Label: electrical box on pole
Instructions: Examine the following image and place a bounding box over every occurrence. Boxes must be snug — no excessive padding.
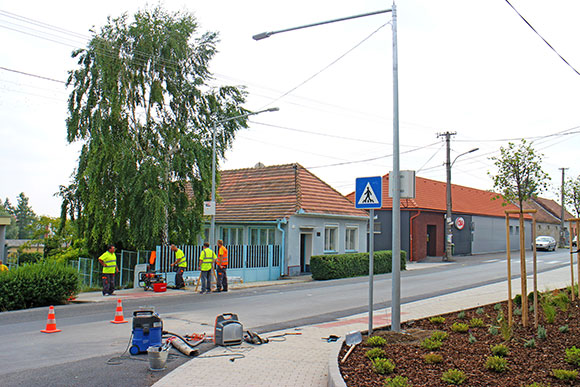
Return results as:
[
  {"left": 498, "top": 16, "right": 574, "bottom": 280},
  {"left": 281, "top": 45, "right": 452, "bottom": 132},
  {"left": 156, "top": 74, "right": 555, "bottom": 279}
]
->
[{"left": 388, "top": 170, "right": 415, "bottom": 199}]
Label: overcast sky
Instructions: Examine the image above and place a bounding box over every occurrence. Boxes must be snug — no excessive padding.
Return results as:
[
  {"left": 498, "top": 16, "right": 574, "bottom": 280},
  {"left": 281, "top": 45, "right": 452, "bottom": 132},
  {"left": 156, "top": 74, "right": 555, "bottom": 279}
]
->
[{"left": 1, "top": 0, "right": 579, "bottom": 217}]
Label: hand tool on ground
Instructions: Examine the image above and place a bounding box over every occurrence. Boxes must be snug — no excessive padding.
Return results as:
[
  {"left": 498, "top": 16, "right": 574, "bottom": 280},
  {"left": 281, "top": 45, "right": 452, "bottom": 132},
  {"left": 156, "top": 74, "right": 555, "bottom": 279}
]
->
[{"left": 341, "top": 331, "right": 362, "bottom": 363}]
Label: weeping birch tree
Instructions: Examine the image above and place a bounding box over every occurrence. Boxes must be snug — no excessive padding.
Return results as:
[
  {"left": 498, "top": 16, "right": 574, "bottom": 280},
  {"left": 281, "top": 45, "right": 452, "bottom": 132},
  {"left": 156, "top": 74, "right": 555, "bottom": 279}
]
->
[{"left": 63, "top": 7, "right": 248, "bottom": 254}]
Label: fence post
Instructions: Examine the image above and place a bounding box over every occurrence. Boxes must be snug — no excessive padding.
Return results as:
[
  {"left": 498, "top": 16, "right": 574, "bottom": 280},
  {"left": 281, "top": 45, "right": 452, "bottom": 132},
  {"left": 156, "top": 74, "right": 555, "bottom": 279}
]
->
[
  {"left": 120, "top": 251, "right": 124, "bottom": 286},
  {"left": 90, "top": 259, "right": 93, "bottom": 287}
]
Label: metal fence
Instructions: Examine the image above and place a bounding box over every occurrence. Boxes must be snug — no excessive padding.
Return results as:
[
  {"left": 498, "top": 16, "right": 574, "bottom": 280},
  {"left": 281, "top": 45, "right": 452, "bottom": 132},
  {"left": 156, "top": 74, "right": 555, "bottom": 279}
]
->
[{"left": 71, "top": 250, "right": 152, "bottom": 288}]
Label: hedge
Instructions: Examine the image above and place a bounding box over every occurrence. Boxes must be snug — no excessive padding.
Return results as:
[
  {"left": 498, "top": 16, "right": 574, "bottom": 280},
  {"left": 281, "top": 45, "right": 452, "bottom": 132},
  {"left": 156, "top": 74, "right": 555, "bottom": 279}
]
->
[
  {"left": 310, "top": 250, "right": 407, "bottom": 280},
  {"left": 0, "top": 261, "right": 81, "bottom": 311}
]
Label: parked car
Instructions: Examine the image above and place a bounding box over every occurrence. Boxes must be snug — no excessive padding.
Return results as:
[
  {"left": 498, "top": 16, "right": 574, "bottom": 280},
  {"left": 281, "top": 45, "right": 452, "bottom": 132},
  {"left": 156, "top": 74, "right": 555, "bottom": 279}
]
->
[
  {"left": 574, "top": 236, "right": 577, "bottom": 248},
  {"left": 535, "top": 236, "right": 557, "bottom": 251}
]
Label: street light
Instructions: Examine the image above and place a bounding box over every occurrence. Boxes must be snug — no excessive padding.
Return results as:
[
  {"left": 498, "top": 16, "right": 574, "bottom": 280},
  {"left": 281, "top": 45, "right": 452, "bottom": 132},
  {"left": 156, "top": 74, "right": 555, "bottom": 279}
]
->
[
  {"left": 210, "top": 107, "right": 280, "bottom": 247},
  {"left": 253, "top": 4, "right": 403, "bottom": 331},
  {"left": 444, "top": 147, "right": 479, "bottom": 262}
]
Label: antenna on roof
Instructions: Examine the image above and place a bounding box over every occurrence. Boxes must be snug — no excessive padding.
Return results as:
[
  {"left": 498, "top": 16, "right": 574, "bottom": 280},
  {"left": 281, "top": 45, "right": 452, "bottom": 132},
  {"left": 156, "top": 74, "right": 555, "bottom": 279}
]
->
[{"left": 254, "top": 162, "right": 265, "bottom": 168}]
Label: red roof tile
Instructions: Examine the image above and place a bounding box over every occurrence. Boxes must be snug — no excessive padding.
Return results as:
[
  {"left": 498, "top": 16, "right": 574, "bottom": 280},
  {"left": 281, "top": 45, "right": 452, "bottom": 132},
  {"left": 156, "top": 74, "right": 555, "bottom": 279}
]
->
[
  {"left": 215, "top": 163, "right": 367, "bottom": 222},
  {"left": 347, "top": 174, "right": 528, "bottom": 218},
  {"left": 533, "top": 197, "right": 575, "bottom": 221}
]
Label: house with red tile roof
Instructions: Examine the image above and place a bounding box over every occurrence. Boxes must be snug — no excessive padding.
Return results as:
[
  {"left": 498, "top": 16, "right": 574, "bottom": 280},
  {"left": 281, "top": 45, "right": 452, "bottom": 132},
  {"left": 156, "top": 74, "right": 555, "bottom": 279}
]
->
[
  {"left": 347, "top": 174, "right": 534, "bottom": 261},
  {"left": 212, "top": 163, "right": 368, "bottom": 276},
  {"left": 522, "top": 197, "right": 575, "bottom": 246}
]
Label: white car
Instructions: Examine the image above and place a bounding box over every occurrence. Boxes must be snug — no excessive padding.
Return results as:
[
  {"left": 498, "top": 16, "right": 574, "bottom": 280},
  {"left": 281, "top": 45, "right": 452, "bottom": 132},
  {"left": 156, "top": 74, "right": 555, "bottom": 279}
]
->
[{"left": 535, "top": 236, "right": 556, "bottom": 251}]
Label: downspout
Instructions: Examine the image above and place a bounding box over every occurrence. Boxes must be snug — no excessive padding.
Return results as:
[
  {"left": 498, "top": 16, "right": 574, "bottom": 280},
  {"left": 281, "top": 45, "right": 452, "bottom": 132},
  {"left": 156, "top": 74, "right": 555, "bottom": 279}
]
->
[
  {"left": 276, "top": 217, "right": 288, "bottom": 277},
  {"left": 409, "top": 210, "right": 421, "bottom": 262}
]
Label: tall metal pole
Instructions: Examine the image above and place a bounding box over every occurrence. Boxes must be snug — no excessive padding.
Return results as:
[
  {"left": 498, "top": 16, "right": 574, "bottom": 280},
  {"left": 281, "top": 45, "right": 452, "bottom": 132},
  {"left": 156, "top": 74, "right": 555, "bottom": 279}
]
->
[
  {"left": 368, "top": 209, "right": 375, "bottom": 335},
  {"left": 560, "top": 167, "right": 568, "bottom": 247},
  {"left": 390, "top": 2, "right": 401, "bottom": 332}
]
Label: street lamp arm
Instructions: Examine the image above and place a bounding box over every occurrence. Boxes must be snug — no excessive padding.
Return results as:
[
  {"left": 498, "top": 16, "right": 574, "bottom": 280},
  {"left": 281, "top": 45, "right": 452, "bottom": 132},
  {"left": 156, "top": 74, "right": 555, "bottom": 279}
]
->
[
  {"left": 451, "top": 147, "right": 479, "bottom": 168},
  {"left": 253, "top": 9, "right": 392, "bottom": 40},
  {"left": 215, "top": 107, "right": 279, "bottom": 125}
]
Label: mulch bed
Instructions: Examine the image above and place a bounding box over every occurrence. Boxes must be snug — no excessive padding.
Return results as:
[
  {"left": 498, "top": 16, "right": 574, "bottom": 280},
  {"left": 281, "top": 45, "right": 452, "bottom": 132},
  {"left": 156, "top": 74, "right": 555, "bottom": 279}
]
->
[{"left": 339, "top": 289, "right": 580, "bottom": 386}]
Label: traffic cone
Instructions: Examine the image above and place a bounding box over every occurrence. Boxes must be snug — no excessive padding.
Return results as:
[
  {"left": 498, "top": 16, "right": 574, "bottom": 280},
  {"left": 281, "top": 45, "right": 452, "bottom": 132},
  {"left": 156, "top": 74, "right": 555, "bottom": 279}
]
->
[
  {"left": 41, "top": 305, "right": 61, "bottom": 333},
  {"left": 110, "top": 299, "right": 128, "bottom": 324}
]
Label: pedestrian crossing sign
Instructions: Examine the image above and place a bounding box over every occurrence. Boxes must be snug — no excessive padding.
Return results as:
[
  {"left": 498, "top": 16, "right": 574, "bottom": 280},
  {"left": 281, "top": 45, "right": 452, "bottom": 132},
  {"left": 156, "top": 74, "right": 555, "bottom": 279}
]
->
[{"left": 355, "top": 176, "right": 382, "bottom": 209}]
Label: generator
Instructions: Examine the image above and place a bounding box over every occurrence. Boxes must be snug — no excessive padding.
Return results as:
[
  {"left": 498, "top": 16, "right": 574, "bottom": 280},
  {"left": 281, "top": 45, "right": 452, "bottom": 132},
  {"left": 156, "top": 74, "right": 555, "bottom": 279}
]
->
[
  {"left": 129, "top": 309, "right": 163, "bottom": 355},
  {"left": 214, "top": 313, "right": 243, "bottom": 346}
]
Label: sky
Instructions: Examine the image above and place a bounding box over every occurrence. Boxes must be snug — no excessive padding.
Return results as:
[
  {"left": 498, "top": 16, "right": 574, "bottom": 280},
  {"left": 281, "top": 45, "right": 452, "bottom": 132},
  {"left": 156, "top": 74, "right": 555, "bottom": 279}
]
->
[{"left": 1, "top": 0, "right": 579, "bottom": 217}]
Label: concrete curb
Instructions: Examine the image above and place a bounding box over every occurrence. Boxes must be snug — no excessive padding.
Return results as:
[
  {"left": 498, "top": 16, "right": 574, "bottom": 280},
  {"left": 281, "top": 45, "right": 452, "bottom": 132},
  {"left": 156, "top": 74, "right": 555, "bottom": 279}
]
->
[{"left": 327, "top": 338, "right": 347, "bottom": 387}]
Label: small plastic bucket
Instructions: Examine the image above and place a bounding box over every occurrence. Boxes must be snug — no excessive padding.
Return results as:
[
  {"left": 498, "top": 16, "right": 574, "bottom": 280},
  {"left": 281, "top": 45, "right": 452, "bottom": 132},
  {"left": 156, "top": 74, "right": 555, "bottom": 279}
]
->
[{"left": 147, "top": 346, "right": 169, "bottom": 371}]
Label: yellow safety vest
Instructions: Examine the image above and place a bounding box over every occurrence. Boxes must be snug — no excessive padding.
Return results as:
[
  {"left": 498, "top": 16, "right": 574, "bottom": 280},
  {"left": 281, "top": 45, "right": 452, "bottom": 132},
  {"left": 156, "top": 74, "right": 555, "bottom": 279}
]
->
[
  {"left": 99, "top": 251, "right": 117, "bottom": 274},
  {"left": 176, "top": 249, "right": 187, "bottom": 268},
  {"left": 200, "top": 248, "right": 215, "bottom": 271}
]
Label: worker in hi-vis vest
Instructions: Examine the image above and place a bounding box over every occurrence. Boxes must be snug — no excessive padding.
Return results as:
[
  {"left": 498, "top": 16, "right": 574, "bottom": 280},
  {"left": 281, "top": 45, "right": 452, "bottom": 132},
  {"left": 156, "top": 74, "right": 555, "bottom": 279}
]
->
[
  {"left": 216, "top": 239, "right": 228, "bottom": 292},
  {"left": 98, "top": 244, "right": 119, "bottom": 296},
  {"left": 199, "top": 242, "right": 216, "bottom": 294},
  {"left": 170, "top": 244, "right": 187, "bottom": 289}
]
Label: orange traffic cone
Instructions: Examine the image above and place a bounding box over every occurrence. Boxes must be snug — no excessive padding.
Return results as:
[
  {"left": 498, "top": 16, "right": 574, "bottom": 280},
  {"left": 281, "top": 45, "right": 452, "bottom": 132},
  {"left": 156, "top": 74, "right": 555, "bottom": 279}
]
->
[
  {"left": 41, "top": 305, "right": 61, "bottom": 333},
  {"left": 110, "top": 299, "right": 128, "bottom": 324}
]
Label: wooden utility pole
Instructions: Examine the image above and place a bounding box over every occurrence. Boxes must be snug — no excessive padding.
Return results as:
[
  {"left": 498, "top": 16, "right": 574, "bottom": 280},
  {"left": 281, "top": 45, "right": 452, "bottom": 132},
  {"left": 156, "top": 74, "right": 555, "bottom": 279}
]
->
[{"left": 437, "top": 131, "right": 456, "bottom": 262}]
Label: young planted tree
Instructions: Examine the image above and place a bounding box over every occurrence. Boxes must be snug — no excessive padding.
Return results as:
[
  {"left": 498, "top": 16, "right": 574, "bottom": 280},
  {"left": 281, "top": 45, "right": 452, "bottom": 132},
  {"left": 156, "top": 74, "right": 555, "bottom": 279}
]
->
[
  {"left": 63, "top": 7, "right": 248, "bottom": 254},
  {"left": 489, "top": 140, "right": 550, "bottom": 327},
  {"left": 565, "top": 176, "right": 580, "bottom": 217}
]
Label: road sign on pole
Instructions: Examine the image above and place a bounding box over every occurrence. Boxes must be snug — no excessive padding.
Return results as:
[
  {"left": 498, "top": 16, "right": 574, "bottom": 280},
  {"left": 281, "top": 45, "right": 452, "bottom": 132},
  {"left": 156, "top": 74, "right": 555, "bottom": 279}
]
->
[{"left": 355, "top": 176, "right": 382, "bottom": 209}]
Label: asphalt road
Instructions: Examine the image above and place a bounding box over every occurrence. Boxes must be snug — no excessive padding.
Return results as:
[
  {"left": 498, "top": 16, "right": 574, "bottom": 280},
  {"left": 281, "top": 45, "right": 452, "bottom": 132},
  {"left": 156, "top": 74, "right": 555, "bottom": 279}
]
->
[{"left": 0, "top": 249, "right": 573, "bottom": 386}]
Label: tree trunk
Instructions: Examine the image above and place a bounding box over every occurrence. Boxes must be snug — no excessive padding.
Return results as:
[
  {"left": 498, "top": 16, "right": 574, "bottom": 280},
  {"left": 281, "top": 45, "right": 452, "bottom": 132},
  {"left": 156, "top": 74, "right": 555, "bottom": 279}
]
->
[{"left": 519, "top": 212, "right": 528, "bottom": 327}]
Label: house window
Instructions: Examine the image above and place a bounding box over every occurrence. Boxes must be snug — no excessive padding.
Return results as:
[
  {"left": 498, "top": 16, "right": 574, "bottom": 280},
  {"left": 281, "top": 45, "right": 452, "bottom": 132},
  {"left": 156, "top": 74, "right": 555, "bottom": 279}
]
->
[
  {"left": 346, "top": 226, "right": 358, "bottom": 251},
  {"left": 249, "top": 228, "right": 275, "bottom": 245},
  {"left": 509, "top": 226, "right": 513, "bottom": 234},
  {"left": 324, "top": 225, "right": 338, "bottom": 252},
  {"left": 221, "top": 227, "right": 243, "bottom": 245},
  {"left": 367, "top": 221, "right": 381, "bottom": 234}
]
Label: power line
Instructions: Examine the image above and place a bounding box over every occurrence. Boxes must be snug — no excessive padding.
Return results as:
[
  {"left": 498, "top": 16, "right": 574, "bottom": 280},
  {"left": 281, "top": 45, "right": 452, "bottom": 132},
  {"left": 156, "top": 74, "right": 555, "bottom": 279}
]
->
[
  {"left": 0, "top": 66, "right": 65, "bottom": 84},
  {"left": 504, "top": 0, "right": 580, "bottom": 77}
]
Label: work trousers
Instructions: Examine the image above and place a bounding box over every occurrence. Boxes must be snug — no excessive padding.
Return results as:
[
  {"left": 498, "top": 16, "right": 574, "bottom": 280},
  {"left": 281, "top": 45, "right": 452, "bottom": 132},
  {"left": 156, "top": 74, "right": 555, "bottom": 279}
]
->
[
  {"left": 216, "top": 266, "right": 228, "bottom": 291},
  {"left": 175, "top": 267, "right": 185, "bottom": 288},
  {"left": 200, "top": 270, "right": 211, "bottom": 292},
  {"left": 102, "top": 273, "right": 115, "bottom": 295}
]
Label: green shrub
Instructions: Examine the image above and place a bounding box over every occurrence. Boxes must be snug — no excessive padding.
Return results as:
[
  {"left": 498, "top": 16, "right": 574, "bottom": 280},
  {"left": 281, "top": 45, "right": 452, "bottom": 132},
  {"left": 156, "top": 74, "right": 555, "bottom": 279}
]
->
[
  {"left": 423, "top": 353, "right": 443, "bottom": 364},
  {"left": 523, "top": 383, "right": 549, "bottom": 387},
  {"left": 485, "top": 356, "right": 508, "bottom": 372},
  {"left": 366, "top": 336, "right": 387, "bottom": 347},
  {"left": 494, "top": 303, "right": 502, "bottom": 311},
  {"left": 537, "top": 325, "right": 547, "bottom": 340},
  {"left": 500, "top": 318, "right": 513, "bottom": 341},
  {"left": 441, "top": 369, "right": 466, "bottom": 385},
  {"left": 541, "top": 303, "right": 557, "bottom": 324},
  {"left": 0, "top": 260, "right": 80, "bottom": 311},
  {"left": 524, "top": 338, "right": 536, "bottom": 348},
  {"left": 431, "top": 330, "right": 449, "bottom": 341},
  {"left": 553, "top": 292, "right": 570, "bottom": 311},
  {"left": 559, "top": 325, "right": 569, "bottom": 333},
  {"left": 310, "top": 250, "right": 406, "bottom": 280},
  {"left": 514, "top": 292, "right": 535, "bottom": 307},
  {"left": 476, "top": 307, "right": 484, "bottom": 315},
  {"left": 384, "top": 375, "right": 411, "bottom": 387},
  {"left": 457, "top": 311, "right": 466, "bottom": 319},
  {"left": 372, "top": 358, "right": 395, "bottom": 375},
  {"left": 565, "top": 346, "right": 580, "bottom": 366},
  {"left": 468, "top": 333, "right": 477, "bottom": 344},
  {"left": 490, "top": 344, "right": 509, "bottom": 357},
  {"left": 469, "top": 318, "right": 485, "bottom": 328},
  {"left": 366, "top": 347, "right": 386, "bottom": 360},
  {"left": 552, "top": 369, "right": 578, "bottom": 381},
  {"left": 514, "top": 307, "right": 522, "bottom": 316},
  {"left": 430, "top": 316, "right": 446, "bottom": 324},
  {"left": 421, "top": 337, "right": 443, "bottom": 351},
  {"left": 18, "top": 252, "right": 43, "bottom": 264},
  {"left": 451, "top": 322, "right": 469, "bottom": 333},
  {"left": 488, "top": 326, "right": 499, "bottom": 335}
]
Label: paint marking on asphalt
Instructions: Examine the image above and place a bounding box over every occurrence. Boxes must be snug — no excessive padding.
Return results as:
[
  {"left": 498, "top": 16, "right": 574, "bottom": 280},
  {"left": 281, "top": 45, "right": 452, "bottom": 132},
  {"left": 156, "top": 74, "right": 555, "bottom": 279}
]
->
[{"left": 483, "top": 259, "right": 500, "bottom": 263}]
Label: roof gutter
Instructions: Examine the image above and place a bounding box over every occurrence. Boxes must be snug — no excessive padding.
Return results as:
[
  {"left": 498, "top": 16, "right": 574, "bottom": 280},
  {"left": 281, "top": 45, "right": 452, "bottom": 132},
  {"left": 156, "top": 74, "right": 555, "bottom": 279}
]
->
[
  {"left": 276, "top": 218, "right": 288, "bottom": 277},
  {"left": 409, "top": 210, "right": 421, "bottom": 262},
  {"left": 294, "top": 212, "right": 369, "bottom": 221}
]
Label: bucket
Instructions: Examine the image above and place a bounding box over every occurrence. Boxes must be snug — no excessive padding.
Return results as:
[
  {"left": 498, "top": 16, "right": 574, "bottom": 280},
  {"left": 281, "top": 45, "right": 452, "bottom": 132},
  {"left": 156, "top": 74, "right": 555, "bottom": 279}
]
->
[
  {"left": 147, "top": 346, "right": 169, "bottom": 371},
  {"left": 153, "top": 282, "right": 167, "bottom": 293}
]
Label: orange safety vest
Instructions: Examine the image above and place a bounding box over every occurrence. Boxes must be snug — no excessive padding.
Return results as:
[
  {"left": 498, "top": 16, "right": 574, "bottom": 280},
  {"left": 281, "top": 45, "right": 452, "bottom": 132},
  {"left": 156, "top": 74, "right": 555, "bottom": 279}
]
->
[{"left": 216, "top": 245, "right": 228, "bottom": 268}]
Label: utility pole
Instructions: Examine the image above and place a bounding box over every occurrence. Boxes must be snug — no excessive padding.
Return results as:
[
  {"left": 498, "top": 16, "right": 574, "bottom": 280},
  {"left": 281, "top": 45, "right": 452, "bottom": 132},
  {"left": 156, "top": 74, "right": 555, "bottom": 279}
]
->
[
  {"left": 437, "top": 131, "right": 456, "bottom": 262},
  {"left": 560, "top": 167, "right": 569, "bottom": 247}
]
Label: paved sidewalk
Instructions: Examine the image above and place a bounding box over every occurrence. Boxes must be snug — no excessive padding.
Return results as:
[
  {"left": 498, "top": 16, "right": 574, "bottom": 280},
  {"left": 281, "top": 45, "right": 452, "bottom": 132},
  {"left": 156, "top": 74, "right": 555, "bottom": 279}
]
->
[{"left": 153, "top": 264, "right": 574, "bottom": 387}]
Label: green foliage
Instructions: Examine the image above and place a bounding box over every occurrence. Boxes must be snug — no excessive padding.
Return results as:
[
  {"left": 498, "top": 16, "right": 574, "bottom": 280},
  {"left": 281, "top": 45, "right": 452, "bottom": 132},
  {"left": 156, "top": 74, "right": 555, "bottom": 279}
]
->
[
  {"left": 423, "top": 353, "right": 443, "bottom": 364},
  {"left": 431, "top": 330, "right": 449, "bottom": 341},
  {"left": 0, "top": 261, "right": 80, "bottom": 311},
  {"left": 366, "top": 336, "right": 387, "bottom": 347},
  {"left": 494, "top": 303, "right": 502, "bottom": 311},
  {"left": 12, "top": 193, "right": 37, "bottom": 239},
  {"left": 469, "top": 318, "right": 485, "bottom": 328},
  {"left": 1, "top": 198, "right": 19, "bottom": 239},
  {"left": 384, "top": 375, "right": 411, "bottom": 387},
  {"left": 552, "top": 369, "right": 577, "bottom": 381},
  {"left": 514, "top": 307, "right": 522, "bottom": 316},
  {"left": 441, "top": 369, "right": 466, "bottom": 385},
  {"left": 565, "top": 346, "right": 580, "bottom": 366},
  {"left": 490, "top": 344, "right": 509, "bottom": 357},
  {"left": 524, "top": 338, "right": 536, "bottom": 348},
  {"left": 366, "top": 348, "right": 386, "bottom": 360},
  {"left": 541, "top": 303, "right": 557, "bottom": 324},
  {"left": 429, "top": 316, "right": 445, "bottom": 324},
  {"left": 559, "top": 325, "right": 569, "bottom": 333},
  {"left": 489, "top": 139, "right": 550, "bottom": 209},
  {"left": 18, "top": 252, "right": 42, "bottom": 265},
  {"left": 537, "top": 325, "right": 547, "bottom": 340},
  {"left": 488, "top": 326, "right": 499, "bottom": 336},
  {"left": 310, "top": 250, "right": 406, "bottom": 280},
  {"left": 468, "top": 333, "right": 477, "bottom": 344},
  {"left": 421, "top": 337, "right": 443, "bottom": 351},
  {"left": 523, "top": 383, "right": 549, "bottom": 387},
  {"left": 457, "top": 311, "right": 466, "bottom": 319},
  {"left": 372, "top": 358, "right": 395, "bottom": 375},
  {"left": 552, "top": 292, "right": 570, "bottom": 312},
  {"left": 451, "top": 322, "right": 469, "bottom": 333},
  {"left": 485, "top": 356, "right": 508, "bottom": 372},
  {"left": 64, "top": 6, "right": 248, "bottom": 253},
  {"left": 476, "top": 307, "right": 484, "bottom": 315},
  {"left": 565, "top": 175, "right": 580, "bottom": 218}
]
